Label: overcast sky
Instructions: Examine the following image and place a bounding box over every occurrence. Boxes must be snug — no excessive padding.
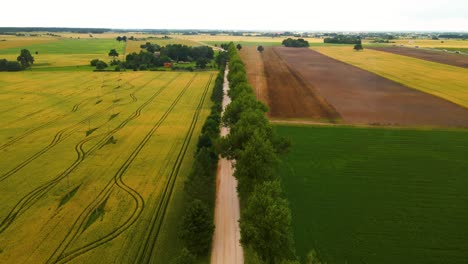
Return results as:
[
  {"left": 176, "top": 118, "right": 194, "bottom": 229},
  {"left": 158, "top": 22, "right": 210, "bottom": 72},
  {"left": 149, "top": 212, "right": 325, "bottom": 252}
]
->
[{"left": 1, "top": 0, "right": 467, "bottom": 31}]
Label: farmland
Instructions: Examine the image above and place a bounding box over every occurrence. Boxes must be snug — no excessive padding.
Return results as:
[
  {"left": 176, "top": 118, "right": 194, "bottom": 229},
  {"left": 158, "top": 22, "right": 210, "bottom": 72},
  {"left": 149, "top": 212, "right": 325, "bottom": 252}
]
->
[
  {"left": 367, "top": 46, "right": 468, "bottom": 68},
  {"left": 0, "top": 37, "right": 126, "bottom": 69},
  {"left": 242, "top": 46, "right": 468, "bottom": 127},
  {"left": 0, "top": 71, "right": 214, "bottom": 263},
  {"left": 276, "top": 124, "right": 468, "bottom": 264},
  {"left": 312, "top": 46, "right": 468, "bottom": 109},
  {"left": 240, "top": 46, "right": 340, "bottom": 121}
]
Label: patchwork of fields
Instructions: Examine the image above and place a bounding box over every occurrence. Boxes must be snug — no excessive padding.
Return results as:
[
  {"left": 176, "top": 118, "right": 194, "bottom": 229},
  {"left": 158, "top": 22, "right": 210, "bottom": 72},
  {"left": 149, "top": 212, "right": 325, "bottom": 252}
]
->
[
  {"left": 368, "top": 46, "right": 468, "bottom": 68},
  {"left": 312, "top": 46, "right": 468, "bottom": 108},
  {"left": 0, "top": 38, "right": 126, "bottom": 70},
  {"left": 0, "top": 71, "right": 214, "bottom": 263},
  {"left": 242, "top": 46, "right": 468, "bottom": 127},
  {"left": 277, "top": 125, "right": 468, "bottom": 264}
]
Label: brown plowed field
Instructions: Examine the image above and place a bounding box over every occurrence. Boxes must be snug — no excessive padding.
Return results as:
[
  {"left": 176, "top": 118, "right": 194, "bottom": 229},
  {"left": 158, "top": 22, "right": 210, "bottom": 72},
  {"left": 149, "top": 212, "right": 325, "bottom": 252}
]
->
[
  {"left": 369, "top": 46, "right": 468, "bottom": 68},
  {"left": 240, "top": 47, "right": 340, "bottom": 121},
  {"left": 263, "top": 47, "right": 468, "bottom": 127}
]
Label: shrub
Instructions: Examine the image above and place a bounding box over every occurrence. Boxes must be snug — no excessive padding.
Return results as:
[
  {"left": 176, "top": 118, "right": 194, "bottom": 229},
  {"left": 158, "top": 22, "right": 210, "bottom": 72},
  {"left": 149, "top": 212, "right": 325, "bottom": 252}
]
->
[
  {"left": 95, "top": 61, "right": 108, "bottom": 70},
  {"left": 179, "top": 200, "right": 214, "bottom": 255}
]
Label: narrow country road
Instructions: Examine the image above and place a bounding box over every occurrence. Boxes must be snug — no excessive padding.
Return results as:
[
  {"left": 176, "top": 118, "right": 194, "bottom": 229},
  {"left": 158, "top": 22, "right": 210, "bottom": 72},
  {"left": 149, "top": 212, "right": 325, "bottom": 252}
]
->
[{"left": 210, "top": 67, "right": 244, "bottom": 264}]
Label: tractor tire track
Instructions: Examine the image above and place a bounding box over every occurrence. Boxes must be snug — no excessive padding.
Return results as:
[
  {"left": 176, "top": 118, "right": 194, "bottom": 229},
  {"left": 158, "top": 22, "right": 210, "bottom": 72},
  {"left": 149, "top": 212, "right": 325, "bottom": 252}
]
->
[
  {"left": 47, "top": 74, "right": 198, "bottom": 264},
  {"left": 0, "top": 105, "right": 113, "bottom": 183},
  {"left": 0, "top": 73, "right": 175, "bottom": 234},
  {"left": 136, "top": 73, "right": 213, "bottom": 264},
  {"left": 1, "top": 74, "right": 144, "bottom": 150}
]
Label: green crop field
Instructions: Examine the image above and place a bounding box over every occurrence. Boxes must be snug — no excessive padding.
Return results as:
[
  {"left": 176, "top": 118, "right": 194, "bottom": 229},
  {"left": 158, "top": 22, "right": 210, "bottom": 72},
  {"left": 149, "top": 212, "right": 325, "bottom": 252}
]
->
[
  {"left": 0, "top": 71, "right": 214, "bottom": 263},
  {"left": 313, "top": 46, "right": 468, "bottom": 108},
  {"left": 276, "top": 124, "right": 468, "bottom": 264},
  {"left": 0, "top": 38, "right": 126, "bottom": 69}
]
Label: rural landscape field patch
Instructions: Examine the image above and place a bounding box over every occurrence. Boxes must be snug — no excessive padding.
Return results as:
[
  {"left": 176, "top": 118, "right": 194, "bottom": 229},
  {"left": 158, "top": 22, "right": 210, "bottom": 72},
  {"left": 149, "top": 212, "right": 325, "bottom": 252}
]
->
[
  {"left": 0, "top": 71, "right": 214, "bottom": 263},
  {"left": 277, "top": 124, "right": 468, "bottom": 264},
  {"left": 0, "top": 38, "right": 126, "bottom": 69},
  {"left": 313, "top": 46, "right": 468, "bottom": 108}
]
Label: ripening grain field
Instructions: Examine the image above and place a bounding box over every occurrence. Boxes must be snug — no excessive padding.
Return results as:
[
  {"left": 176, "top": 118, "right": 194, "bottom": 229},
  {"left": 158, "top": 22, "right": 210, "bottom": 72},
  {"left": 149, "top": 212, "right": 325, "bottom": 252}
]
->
[
  {"left": 0, "top": 71, "right": 214, "bottom": 263},
  {"left": 277, "top": 125, "right": 468, "bottom": 264}
]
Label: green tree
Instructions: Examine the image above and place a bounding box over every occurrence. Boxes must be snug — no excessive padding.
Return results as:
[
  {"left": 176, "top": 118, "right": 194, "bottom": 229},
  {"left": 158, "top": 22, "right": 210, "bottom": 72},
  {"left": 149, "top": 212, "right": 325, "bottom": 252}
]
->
[
  {"left": 17, "top": 49, "right": 34, "bottom": 69},
  {"left": 240, "top": 181, "right": 296, "bottom": 264},
  {"left": 354, "top": 44, "right": 363, "bottom": 51},
  {"left": 222, "top": 92, "right": 268, "bottom": 127},
  {"left": 90, "top": 59, "right": 100, "bottom": 66},
  {"left": 96, "top": 61, "right": 108, "bottom": 70},
  {"left": 108, "top": 49, "right": 119, "bottom": 61},
  {"left": 257, "top": 45, "right": 264, "bottom": 52},
  {"left": 236, "top": 43, "right": 242, "bottom": 51},
  {"left": 185, "top": 148, "right": 217, "bottom": 207},
  {"left": 234, "top": 131, "right": 279, "bottom": 196},
  {"left": 196, "top": 58, "right": 208, "bottom": 69},
  {"left": 179, "top": 200, "right": 214, "bottom": 255},
  {"left": 171, "top": 248, "right": 195, "bottom": 264}
]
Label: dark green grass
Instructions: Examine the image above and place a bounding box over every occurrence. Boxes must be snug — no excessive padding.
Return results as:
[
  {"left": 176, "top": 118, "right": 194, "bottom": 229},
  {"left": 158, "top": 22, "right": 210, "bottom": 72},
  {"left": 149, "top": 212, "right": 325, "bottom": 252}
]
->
[
  {"left": 0, "top": 38, "right": 125, "bottom": 55},
  {"left": 276, "top": 125, "right": 468, "bottom": 264}
]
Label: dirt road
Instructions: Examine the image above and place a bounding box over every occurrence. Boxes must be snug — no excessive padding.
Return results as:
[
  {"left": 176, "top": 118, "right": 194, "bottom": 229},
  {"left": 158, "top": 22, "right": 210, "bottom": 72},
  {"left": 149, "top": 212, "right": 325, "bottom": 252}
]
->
[{"left": 211, "top": 67, "right": 244, "bottom": 264}]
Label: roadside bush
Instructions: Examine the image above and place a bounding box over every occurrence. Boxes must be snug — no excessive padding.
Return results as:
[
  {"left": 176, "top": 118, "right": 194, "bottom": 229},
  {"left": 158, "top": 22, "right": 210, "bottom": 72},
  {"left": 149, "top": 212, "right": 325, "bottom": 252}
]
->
[
  {"left": 178, "top": 57, "right": 225, "bottom": 262},
  {"left": 95, "top": 61, "right": 108, "bottom": 70},
  {"left": 0, "top": 59, "right": 23, "bottom": 71},
  {"left": 179, "top": 200, "right": 214, "bottom": 255},
  {"left": 90, "top": 59, "right": 100, "bottom": 66},
  {"left": 171, "top": 248, "right": 196, "bottom": 264},
  {"left": 6, "top": 61, "right": 22, "bottom": 71}
]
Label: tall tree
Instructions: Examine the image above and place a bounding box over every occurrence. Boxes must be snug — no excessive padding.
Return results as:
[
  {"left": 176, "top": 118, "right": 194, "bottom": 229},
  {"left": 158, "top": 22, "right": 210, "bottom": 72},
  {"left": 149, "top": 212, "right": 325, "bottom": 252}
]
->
[
  {"left": 354, "top": 44, "right": 363, "bottom": 51},
  {"left": 179, "top": 200, "right": 214, "bottom": 255},
  {"left": 17, "top": 49, "right": 34, "bottom": 69},
  {"left": 234, "top": 130, "right": 279, "bottom": 196},
  {"left": 108, "top": 49, "right": 119, "bottom": 61},
  {"left": 240, "top": 181, "right": 296, "bottom": 264}
]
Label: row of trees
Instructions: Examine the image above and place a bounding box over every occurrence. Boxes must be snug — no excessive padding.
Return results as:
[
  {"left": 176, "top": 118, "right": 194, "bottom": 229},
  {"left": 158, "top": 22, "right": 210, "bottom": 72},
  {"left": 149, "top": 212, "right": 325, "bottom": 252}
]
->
[
  {"left": 91, "top": 44, "right": 215, "bottom": 71},
  {"left": 282, "top": 38, "right": 310, "bottom": 47},
  {"left": 173, "top": 51, "right": 228, "bottom": 263},
  {"left": 324, "top": 35, "right": 362, "bottom": 44},
  {"left": 220, "top": 43, "right": 298, "bottom": 264},
  {"left": 0, "top": 49, "right": 35, "bottom": 71}
]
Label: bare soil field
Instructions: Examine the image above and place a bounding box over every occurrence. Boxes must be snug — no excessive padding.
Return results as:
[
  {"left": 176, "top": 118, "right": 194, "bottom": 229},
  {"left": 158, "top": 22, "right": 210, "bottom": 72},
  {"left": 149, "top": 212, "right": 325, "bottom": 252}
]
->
[
  {"left": 240, "top": 47, "right": 340, "bottom": 121},
  {"left": 369, "top": 46, "right": 468, "bottom": 68},
  {"left": 271, "top": 47, "right": 468, "bottom": 127}
]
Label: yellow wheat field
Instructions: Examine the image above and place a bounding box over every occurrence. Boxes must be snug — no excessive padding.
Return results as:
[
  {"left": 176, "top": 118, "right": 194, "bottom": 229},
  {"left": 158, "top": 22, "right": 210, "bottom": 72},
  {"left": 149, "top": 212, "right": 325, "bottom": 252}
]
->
[{"left": 0, "top": 71, "right": 214, "bottom": 263}]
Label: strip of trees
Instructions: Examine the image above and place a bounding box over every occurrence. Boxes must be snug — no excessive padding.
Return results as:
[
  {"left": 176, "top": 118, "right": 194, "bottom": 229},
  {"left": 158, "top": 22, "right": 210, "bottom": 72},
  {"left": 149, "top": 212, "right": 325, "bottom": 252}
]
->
[
  {"left": 220, "top": 43, "right": 298, "bottom": 264},
  {"left": 92, "top": 43, "right": 215, "bottom": 71},
  {"left": 324, "top": 35, "right": 361, "bottom": 44},
  {"left": 173, "top": 51, "right": 228, "bottom": 263},
  {"left": 0, "top": 49, "right": 34, "bottom": 71},
  {"left": 282, "top": 38, "right": 310, "bottom": 47}
]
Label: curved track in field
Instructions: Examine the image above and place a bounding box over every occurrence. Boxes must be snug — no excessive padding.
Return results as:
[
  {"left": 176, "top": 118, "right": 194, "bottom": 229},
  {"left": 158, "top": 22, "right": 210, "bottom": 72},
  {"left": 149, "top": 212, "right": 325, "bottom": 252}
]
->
[
  {"left": 0, "top": 74, "right": 144, "bottom": 151},
  {"left": 0, "top": 105, "right": 113, "bottom": 183},
  {"left": 0, "top": 73, "right": 176, "bottom": 234},
  {"left": 47, "top": 74, "right": 204, "bottom": 264},
  {"left": 136, "top": 73, "right": 213, "bottom": 264}
]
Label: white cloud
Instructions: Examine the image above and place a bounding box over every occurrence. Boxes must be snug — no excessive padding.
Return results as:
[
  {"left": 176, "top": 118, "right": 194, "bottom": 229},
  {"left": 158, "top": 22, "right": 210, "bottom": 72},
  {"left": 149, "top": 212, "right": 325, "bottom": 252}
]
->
[{"left": 1, "top": 0, "right": 467, "bottom": 31}]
